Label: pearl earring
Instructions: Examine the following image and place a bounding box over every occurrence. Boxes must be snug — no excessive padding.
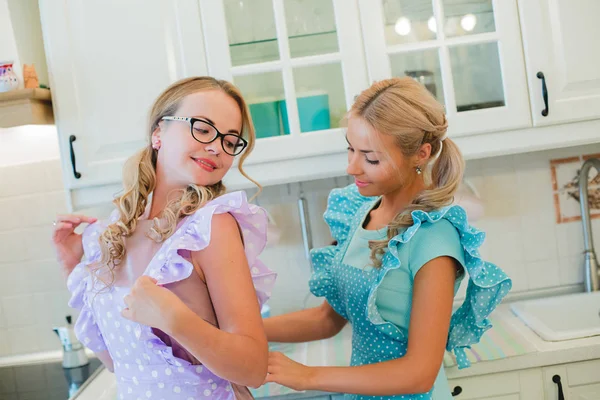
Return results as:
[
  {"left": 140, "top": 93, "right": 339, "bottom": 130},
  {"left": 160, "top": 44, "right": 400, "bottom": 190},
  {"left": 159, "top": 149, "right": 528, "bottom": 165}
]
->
[{"left": 415, "top": 166, "right": 422, "bottom": 175}]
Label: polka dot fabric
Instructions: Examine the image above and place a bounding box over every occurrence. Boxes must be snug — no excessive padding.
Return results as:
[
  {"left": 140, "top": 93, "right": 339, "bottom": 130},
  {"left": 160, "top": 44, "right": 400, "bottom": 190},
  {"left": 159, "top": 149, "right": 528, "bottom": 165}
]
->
[
  {"left": 387, "top": 201, "right": 512, "bottom": 369},
  {"left": 67, "top": 191, "right": 276, "bottom": 399},
  {"left": 309, "top": 185, "right": 512, "bottom": 399}
]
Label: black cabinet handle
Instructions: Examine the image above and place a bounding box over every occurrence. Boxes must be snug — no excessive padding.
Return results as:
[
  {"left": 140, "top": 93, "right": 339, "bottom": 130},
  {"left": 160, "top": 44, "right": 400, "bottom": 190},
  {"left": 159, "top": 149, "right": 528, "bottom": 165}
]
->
[
  {"left": 536, "top": 71, "right": 549, "bottom": 116},
  {"left": 451, "top": 386, "right": 462, "bottom": 397},
  {"left": 69, "top": 135, "right": 82, "bottom": 179},
  {"left": 552, "top": 375, "right": 565, "bottom": 400}
]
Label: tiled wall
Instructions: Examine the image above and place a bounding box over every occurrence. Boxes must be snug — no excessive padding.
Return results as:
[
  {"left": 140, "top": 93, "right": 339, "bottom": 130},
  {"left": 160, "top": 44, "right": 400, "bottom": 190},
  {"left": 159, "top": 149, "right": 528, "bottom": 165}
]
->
[
  {"left": 0, "top": 160, "right": 71, "bottom": 356},
  {"left": 464, "top": 145, "right": 600, "bottom": 294},
  {"left": 1, "top": 143, "right": 599, "bottom": 356}
]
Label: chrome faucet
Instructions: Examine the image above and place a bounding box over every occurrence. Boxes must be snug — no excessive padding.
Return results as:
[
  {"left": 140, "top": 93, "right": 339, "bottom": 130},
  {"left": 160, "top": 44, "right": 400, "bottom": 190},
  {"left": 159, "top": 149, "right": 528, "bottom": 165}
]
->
[{"left": 578, "top": 158, "right": 600, "bottom": 292}]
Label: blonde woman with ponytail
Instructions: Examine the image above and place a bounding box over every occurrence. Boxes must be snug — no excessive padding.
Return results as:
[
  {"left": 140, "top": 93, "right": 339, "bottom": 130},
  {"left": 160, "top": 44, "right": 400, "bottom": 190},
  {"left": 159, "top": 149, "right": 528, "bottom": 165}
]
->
[
  {"left": 263, "top": 78, "right": 511, "bottom": 399},
  {"left": 51, "top": 77, "right": 276, "bottom": 399}
]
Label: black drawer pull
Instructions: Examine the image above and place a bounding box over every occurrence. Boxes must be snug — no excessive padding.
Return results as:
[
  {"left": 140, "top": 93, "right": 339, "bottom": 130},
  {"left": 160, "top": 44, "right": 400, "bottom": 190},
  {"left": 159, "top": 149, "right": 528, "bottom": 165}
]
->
[
  {"left": 552, "top": 375, "right": 565, "bottom": 400},
  {"left": 69, "top": 135, "right": 82, "bottom": 179},
  {"left": 451, "top": 386, "right": 462, "bottom": 396},
  {"left": 536, "top": 71, "right": 549, "bottom": 117}
]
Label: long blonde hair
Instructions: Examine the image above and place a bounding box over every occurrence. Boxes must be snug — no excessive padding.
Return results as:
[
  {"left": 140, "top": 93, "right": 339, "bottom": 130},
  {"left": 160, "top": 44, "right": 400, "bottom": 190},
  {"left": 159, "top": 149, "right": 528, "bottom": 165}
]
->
[
  {"left": 350, "top": 77, "right": 465, "bottom": 268},
  {"left": 96, "top": 77, "right": 259, "bottom": 285}
]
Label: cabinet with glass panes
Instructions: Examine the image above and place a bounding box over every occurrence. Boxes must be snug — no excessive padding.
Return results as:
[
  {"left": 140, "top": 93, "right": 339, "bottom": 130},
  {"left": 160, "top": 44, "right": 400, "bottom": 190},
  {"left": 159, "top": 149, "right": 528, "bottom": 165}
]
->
[{"left": 202, "top": 0, "right": 530, "bottom": 148}]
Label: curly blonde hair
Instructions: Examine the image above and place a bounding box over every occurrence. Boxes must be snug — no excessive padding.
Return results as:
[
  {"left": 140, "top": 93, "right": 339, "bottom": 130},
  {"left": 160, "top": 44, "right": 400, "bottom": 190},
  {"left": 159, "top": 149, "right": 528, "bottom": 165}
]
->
[
  {"left": 350, "top": 77, "right": 465, "bottom": 268},
  {"left": 95, "top": 77, "right": 259, "bottom": 286}
]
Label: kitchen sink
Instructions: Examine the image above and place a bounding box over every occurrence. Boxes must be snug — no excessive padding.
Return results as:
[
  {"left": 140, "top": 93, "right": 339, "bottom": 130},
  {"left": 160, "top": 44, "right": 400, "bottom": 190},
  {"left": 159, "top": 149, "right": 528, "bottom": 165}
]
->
[{"left": 511, "top": 291, "right": 600, "bottom": 341}]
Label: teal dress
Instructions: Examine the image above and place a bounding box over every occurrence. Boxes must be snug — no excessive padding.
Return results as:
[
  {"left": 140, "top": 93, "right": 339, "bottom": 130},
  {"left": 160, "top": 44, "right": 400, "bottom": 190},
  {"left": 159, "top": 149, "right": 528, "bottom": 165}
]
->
[{"left": 309, "top": 185, "right": 512, "bottom": 400}]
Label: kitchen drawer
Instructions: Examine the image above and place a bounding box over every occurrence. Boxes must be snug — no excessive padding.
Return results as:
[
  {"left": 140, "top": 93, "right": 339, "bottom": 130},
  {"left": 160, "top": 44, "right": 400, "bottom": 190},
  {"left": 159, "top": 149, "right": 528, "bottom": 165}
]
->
[
  {"left": 448, "top": 371, "right": 521, "bottom": 399},
  {"left": 566, "top": 359, "right": 600, "bottom": 386}
]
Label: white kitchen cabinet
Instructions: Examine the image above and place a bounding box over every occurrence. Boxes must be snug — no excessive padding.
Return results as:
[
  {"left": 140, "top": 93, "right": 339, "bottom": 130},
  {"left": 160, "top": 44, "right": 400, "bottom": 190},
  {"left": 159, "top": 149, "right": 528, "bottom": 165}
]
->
[
  {"left": 566, "top": 359, "right": 600, "bottom": 399},
  {"left": 357, "top": 0, "right": 531, "bottom": 138},
  {"left": 568, "top": 384, "right": 600, "bottom": 400},
  {"left": 518, "top": 0, "right": 600, "bottom": 127},
  {"left": 198, "top": 0, "right": 369, "bottom": 190},
  {"left": 444, "top": 366, "right": 592, "bottom": 399},
  {"left": 543, "top": 365, "right": 570, "bottom": 400},
  {"left": 519, "top": 368, "right": 546, "bottom": 400},
  {"left": 37, "top": 0, "right": 600, "bottom": 209},
  {"left": 447, "top": 370, "right": 522, "bottom": 399},
  {"left": 541, "top": 359, "right": 600, "bottom": 400},
  {"left": 314, "top": 361, "right": 600, "bottom": 399},
  {"left": 38, "top": 0, "right": 208, "bottom": 209},
  {"left": 209, "top": 0, "right": 599, "bottom": 191}
]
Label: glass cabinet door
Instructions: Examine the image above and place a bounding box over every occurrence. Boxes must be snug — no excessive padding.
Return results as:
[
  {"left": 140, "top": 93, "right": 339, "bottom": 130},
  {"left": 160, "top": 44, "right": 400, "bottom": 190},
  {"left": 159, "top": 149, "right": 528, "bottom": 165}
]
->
[
  {"left": 200, "top": 0, "right": 369, "bottom": 165},
  {"left": 358, "top": 0, "right": 531, "bottom": 137}
]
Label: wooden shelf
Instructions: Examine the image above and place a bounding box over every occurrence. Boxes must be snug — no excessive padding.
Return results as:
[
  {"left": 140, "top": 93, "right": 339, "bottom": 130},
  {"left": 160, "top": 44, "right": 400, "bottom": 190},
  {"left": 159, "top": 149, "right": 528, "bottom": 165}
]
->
[{"left": 0, "top": 88, "right": 54, "bottom": 128}]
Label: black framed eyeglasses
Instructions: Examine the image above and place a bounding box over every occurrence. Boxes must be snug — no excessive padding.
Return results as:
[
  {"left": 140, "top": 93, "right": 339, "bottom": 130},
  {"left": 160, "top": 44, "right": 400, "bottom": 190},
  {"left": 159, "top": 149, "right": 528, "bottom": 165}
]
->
[{"left": 161, "top": 116, "right": 248, "bottom": 156}]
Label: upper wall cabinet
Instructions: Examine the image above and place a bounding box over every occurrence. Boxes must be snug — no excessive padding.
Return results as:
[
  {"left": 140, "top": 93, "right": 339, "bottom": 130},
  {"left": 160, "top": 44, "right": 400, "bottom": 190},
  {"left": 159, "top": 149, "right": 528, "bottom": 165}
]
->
[
  {"left": 199, "top": 0, "right": 369, "bottom": 171},
  {"left": 39, "top": 0, "right": 208, "bottom": 206},
  {"left": 358, "top": 0, "right": 532, "bottom": 138},
  {"left": 518, "top": 0, "right": 600, "bottom": 126},
  {"left": 38, "top": 0, "right": 600, "bottom": 208}
]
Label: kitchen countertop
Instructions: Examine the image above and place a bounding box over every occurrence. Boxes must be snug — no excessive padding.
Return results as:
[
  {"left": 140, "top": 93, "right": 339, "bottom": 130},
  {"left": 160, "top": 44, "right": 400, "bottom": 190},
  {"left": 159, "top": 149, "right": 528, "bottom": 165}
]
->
[
  {"left": 252, "top": 303, "right": 600, "bottom": 398},
  {"left": 7, "top": 302, "right": 600, "bottom": 400},
  {"left": 445, "top": 303, "right": 600, "bottom": 380},
  {"left": 0, "top": 349, "right": 97, "bottom": 368}
]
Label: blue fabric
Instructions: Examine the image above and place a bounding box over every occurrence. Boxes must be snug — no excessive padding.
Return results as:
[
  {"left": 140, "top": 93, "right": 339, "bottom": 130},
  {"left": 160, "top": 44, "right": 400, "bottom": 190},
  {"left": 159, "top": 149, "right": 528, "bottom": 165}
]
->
[
  {"left": 309, "top": 185, "right": 512, "bottom": 400},
  {"left": 341, "top": 209, "right": 466, "bottom": 333}
]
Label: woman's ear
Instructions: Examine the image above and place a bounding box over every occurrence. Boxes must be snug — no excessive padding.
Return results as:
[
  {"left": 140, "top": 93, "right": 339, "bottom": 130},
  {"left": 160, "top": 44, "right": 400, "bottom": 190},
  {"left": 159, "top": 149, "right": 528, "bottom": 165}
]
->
[
  {"left": 415, "top": 142, "right": 432, "bottom": 166},
  {"left": 151, "top": 122, "right": 163, "bottom": 150}
]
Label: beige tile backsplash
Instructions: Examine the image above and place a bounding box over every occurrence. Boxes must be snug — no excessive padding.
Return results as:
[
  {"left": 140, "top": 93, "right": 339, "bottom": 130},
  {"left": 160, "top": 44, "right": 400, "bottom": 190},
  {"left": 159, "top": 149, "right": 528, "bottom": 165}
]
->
[{"left": 1, "top": 142, "right": 600, "bottom": 356}]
